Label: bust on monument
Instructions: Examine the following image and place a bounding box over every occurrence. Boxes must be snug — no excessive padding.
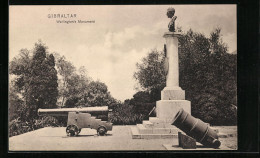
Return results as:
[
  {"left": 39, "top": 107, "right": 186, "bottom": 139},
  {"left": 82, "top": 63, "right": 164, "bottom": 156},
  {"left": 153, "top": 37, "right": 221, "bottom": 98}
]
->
[{"left": 167, "top": 7, "right": 177, "bottom": 32}]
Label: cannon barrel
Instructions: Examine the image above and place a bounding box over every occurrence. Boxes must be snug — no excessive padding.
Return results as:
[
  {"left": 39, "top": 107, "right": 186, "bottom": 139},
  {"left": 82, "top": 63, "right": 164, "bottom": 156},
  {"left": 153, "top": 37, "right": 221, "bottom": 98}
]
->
[
  {"left": 172, "top": 108, "right": 221, "bottom": 148},
  {"left": 38, "top": 106, "right": 108, "bottom": 117}
]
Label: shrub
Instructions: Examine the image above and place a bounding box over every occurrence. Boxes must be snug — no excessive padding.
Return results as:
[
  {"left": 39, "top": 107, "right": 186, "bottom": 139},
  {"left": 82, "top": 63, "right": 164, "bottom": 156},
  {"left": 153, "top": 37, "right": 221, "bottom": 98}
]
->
[
  {"left": 9, "top": 118, "right": 33, "bottom": 137},
  {"left": 9, "top": 116, "right": 65, "bottom": 137},
  {"left": 128, "top": 91, "right": 156, "bottom": 118},
  {"left": 191, "top": 92, "right": 237, "bottom": 125},
  {"left": 109, "top": 103, "right": 144, "bottom": 125}
]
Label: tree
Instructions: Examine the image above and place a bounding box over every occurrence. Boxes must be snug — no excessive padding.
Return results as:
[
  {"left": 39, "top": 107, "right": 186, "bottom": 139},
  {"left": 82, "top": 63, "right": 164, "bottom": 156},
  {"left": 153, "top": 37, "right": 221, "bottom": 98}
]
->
[
  {"left": 9, "top": 49, "right": 31, "bottom": 97},
  {"left": 178, "top": 29, "right": 236, "bottom": 125},
  {"left": 134, "top": 50, "right": 166, "bottom": 101},
  {"left": 74, "top": 80, "right": 117, "bottom": 107},
  {"left": 43, "top": 54, "right": 59, "bottom": 108},
  {"left": 55, "top": 62, "right": 118, "bottom": 108},
  {"left": 64, "top": 80, "right": 118, "bottom": 108},
  {"left": 55, "top": 54, "right": 117, "bottom": 109},
  {"left": 9, "top": 40, "right": 59, "bottom": 121},
  {"left": 55, "top": 54, "right": 76, "bottom": 106},
  {"left": 134, "top": 28, "right": 237, "bottom": 125},
  {"left": 9, "top": 48, "right": 34, "bottom": 121},
  {"left": 25, "top": 41, "right": 58, "bottom": 119},
  {"left": 128, "top": 91, "right": 155, "bottom": 117}
]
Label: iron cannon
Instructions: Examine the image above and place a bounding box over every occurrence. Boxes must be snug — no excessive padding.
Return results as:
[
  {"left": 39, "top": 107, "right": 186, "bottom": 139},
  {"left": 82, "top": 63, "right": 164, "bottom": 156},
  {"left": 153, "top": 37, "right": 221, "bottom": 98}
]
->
[
  {"left": 172, "top": 108, "right": 221, "bottom": 148},
  {"left": 38, "top": 106, "right": 113, "bottom": 136}
]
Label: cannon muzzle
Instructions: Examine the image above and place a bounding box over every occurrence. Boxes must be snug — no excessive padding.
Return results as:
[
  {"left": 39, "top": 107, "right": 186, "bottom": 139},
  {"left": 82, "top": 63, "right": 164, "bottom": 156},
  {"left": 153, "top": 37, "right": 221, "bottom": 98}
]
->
[
  {"left": 172, "top": 108, "right": 221, "bottom": 148},
  {"left": 38, "top": 106, "right": 108, "bottom": 117}
]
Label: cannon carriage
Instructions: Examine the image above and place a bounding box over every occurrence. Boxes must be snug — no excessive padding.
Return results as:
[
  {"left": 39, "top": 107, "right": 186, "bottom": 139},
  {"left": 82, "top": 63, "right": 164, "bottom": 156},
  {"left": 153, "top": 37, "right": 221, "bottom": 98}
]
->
[{"left": 38, "top": 106, "right": 113, "bottom": 136}]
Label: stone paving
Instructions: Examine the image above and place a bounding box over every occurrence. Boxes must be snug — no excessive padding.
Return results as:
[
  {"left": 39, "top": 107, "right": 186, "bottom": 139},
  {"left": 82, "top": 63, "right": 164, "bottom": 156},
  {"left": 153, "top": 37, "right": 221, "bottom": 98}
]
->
[{"left": 9, "top": 125, "right": 237, "bottom": 151}]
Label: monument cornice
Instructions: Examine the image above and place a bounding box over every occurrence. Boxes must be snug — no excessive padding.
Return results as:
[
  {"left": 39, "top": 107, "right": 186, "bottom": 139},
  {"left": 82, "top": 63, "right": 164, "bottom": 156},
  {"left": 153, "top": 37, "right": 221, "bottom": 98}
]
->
[{"left": 163, "top": 32, "right": 182, "bottom": 38}]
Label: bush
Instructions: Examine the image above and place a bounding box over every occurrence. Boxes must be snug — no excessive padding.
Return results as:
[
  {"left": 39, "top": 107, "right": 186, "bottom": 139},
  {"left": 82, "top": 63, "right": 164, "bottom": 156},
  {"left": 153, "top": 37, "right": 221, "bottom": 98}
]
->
[
  {"left": 128, "top": 91, "right": 156, "bottom": 118},
  {"left": 109, "top": 103, "right": 144, "bottom": 125},
  {"left": 191, "top": 92, "right": 237, "bottom": 125},
  {"left": 9, "top": 116, "right": 65, "bottom": 137},
  {"left": 9, "top": 118, "right": 33, "bottom": 137}
]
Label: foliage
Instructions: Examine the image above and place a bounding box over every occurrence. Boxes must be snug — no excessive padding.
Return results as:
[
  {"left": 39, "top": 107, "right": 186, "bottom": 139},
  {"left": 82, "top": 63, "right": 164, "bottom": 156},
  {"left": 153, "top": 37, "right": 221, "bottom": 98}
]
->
[
  {"left": 109, "top": 102, "right": 144, "bottom": 125},
  {"left": 9, "top": 41, "right": 59, "bottom": 122},
  {"left": 9, "top": 49, "right": 31, "bottom": 96},
  {"left": 80, "top": 81, "right": 117, "bottom": 107},
  {"left": 134, "top": 50, "right": 166, "bottom": 92},
  {"left": 64, "top": 80, "right": 117, "bottom": 108},
  {"left": 63, "top": 71, "right": 89, "bottom": 108},
  {"left": 134, "top": 28, "right": 237, "bottom": 125},
  {"left": 55, "top": 54, "right": 77, "bottom": 106},
  {"left": 109, "top": 91, "right": 155, "bottom": 125},
  {"left": 55, "top": 54, "right": 117, "bottom": 108},
  {"left": 8, "top": 86, "right": 24, "bottom": 121},
  {"left": 25, "top": 41, "right": 58, "bottom": 119},
  {"left": 128, "top": 91, "right": 156, "bottom": 118},
  {"left": 45, "top": 54, "right": 59, "bottom": 106},
  {"left": 178, "top": 28, "right": 237, "bottom": 125},
  {"left": 9, "top": 116, "right": 63, "bottom": 137}
]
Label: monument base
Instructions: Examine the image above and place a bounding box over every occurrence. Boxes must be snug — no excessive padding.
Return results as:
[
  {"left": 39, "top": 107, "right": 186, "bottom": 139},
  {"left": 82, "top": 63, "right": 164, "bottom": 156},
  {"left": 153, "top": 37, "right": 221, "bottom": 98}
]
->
[
  {"left": 131, "top": 99, "right": 191, "bottom": 139},
  {"left": 131, "top": 117, "right": 181, "bottom": 139},
  {"left": 156, "top": 100, "right": 191, "bottom": 123},
  {"left": 131, "top": 85, "right": 191, "bottom": 139}
]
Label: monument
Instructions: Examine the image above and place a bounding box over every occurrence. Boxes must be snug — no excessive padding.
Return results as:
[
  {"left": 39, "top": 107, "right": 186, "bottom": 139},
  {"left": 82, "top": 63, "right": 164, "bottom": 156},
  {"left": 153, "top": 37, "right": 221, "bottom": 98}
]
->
[
  {"left": 157, "top": 7, "right": 191, "bottom": 122},
  {"left": 131, "top": 7, "right": 191, "bottom": 139}
]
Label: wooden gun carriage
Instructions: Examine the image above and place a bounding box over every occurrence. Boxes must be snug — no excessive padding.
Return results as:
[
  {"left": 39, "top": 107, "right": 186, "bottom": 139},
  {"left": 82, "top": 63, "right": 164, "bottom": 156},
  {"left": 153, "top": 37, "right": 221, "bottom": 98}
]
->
[{"left": 38, "top": 106, "right": 113, "bottom": 136}]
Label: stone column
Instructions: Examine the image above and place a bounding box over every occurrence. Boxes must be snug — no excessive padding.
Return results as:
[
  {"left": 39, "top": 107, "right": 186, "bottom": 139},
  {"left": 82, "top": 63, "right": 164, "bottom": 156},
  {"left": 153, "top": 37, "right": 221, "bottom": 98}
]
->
[
  {"left": 164, "top": 32, "right": 181, "bottom": 88},
  {"left": 161, "top": 32, "right": 185, "bottom": 100},
  {"left": 156, "top": 32, "right": 191, "bottom": 123}
]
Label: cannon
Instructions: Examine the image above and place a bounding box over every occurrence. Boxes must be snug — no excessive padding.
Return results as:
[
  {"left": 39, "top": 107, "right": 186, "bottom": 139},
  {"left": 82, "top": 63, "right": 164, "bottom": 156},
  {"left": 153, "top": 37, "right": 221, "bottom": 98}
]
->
[
  {"left": 172, "top": 108, "right": 221, "bottom": 148},
  {"left": 38, "top": 106, "right": 113, "bottom": 136}
]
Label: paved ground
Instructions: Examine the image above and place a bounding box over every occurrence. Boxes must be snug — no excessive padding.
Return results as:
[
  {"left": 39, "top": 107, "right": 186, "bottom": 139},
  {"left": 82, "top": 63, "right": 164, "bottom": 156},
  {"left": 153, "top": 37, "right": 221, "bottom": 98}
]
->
[{"left": 9, "top": 126, "right": 237, "bottom": 151}]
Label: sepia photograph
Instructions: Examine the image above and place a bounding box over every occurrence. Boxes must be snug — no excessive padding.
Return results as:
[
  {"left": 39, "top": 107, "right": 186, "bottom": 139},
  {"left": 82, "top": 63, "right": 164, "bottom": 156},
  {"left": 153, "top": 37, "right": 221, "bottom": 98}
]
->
[{"left": 8, "top": 5, "right": 238, "bottom": 151}]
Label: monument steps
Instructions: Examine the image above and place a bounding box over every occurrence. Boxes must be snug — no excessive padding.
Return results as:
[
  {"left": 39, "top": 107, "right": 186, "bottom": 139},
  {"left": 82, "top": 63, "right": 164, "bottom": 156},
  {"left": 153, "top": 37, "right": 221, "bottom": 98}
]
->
[
  {"left": 131, "top": 125, "right": 233, "bottom": 139},
  {"left": 131, "top": 118, "right": 183, "bottom": 139},
  {"left": 142, "top": 121, "right": 153, "bottom": 128},
  {"left": 130, "top": 126, "right": 178, "bottom": 139},
  {"left": 137, "top": 124, "right": 179, "bottom": 134},
  {"left": 149, "top": 117, "right": 166, "bottom": 123},
  {"left": 131, "top": 116, "right": 222, "bottom": 139}
]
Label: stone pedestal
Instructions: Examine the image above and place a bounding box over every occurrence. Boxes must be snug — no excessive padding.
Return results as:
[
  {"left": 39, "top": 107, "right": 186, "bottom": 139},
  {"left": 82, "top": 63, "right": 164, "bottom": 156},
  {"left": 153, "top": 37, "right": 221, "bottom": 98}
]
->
[{"left": 156, "top": 100, "right": 191, "bottom": 123}]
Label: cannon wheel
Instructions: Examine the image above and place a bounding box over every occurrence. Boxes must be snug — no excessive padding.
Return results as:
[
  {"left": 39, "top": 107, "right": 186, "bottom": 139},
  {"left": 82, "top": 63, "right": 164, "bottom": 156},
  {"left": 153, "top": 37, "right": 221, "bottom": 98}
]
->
[
  {"left": 97, "top": 126, "right": 107, "bottom": 136},
  {"left": 66, "top": 125, "right": 79, "bottom": 136}
]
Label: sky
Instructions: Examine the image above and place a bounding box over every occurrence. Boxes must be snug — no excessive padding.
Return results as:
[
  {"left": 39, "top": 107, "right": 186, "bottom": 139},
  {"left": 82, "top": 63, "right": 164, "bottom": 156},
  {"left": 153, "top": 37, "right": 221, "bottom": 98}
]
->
[{"left": 9, "top": 5, "right": 237, "bottom": 101}]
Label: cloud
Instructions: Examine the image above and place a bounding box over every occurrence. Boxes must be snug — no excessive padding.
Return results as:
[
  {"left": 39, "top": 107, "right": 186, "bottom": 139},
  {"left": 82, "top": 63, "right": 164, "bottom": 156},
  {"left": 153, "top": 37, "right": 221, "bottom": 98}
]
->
[
  {"left": 71, "top": 30, "right": 152, "bottom": 101},
  {"left": 103, "top": 24, "right": 165, "bottom": 54},
  {"left": 104, "top": 27, "right": 137, "bottom": 48}
]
